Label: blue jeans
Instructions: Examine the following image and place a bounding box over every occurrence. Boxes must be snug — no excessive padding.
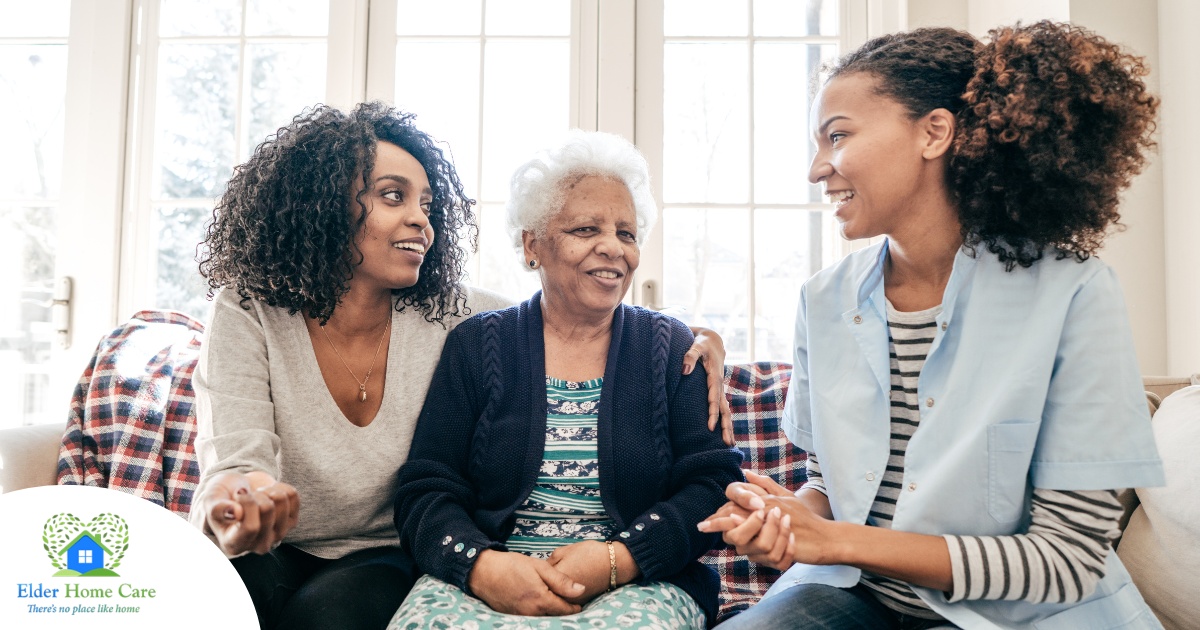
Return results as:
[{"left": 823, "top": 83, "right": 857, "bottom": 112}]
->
[
  {"left": 715, "top": 583, "right": 954, "bottom": 630},
  {"left": 231, "top": 544, "right": 418, "bottom": 630}
]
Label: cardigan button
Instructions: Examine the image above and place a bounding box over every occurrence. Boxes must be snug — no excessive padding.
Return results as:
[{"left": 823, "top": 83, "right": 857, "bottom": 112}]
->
[
  {"left": 941, "top": 321, "right": 948, "bottom": 331},
  {"left": 865, "top": 472, "right": 875, "bottom": 481},
  {"left": 442, "top": 536, "right": 452, "bottom": 546},
  {"left": 454, "top": 543, "right": 465, "bottom": 553},
  {"left": 649, "top": 513, "right": 660, "bottom": 520},
  {"left": 853, "top": 315, "right": 863, "bottom": 324},
  {"left": 908, "top": 482, "right": 917, "bottom": 492},
  {"left": 619, "top": 532, "right": 630, "bottom": 539},
  {"left": 925, "top": 397, "right": 935, "bottom": 408},
  {"left": 635, "top": 523, "right": 645, "bottom": 531},
  {"left": 466, "top": 548, "right": 477, "bottom": 558}
]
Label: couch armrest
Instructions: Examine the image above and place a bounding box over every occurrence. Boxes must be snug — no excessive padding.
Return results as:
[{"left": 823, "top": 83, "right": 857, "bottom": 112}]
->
[{"left": 0, "top": 423, "right": 64, "bottom": 494}]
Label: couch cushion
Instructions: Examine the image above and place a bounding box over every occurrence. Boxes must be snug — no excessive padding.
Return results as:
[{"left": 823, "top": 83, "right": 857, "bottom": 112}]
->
[
  {"left": 0, "top": 422, "right": 65, "bottom": 493},
  {"left": 699, "top": 362, "right": 804, "bottom": 622},
  {"left": 1118, "top": 385, "right": 1200, "bottom": 630}
]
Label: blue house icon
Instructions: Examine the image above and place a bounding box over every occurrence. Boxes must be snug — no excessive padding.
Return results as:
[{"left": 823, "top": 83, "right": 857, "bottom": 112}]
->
[{"left": 59, "top": 531, "right": 112, "bottom": 574}]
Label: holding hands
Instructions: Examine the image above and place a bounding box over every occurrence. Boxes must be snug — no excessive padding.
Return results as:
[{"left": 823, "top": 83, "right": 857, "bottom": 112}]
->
[
  {"left": 197, "top": 471, "right": 300, "bottom": 557},
  {"left": 698, "top": 471, "right": 836, "bottom": 571}
]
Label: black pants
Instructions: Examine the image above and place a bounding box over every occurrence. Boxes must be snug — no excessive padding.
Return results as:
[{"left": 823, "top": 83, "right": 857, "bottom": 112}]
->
[
  {"left": 231, "top": 544, "right": 418, "bottom": 630},
  {"left": 714, "top": 583, "right": 955, "bottom": 630}
]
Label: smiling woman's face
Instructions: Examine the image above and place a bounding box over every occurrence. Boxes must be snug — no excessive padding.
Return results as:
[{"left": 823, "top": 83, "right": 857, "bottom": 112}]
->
[
  {"left": 807, "top": 73, "right": 933, "bottom": 241},
  {"left": 524, "top": 175, "right": 640, "bottom": 321},
  {"left": 351, "top": 141, "right": 435, "bottom": 292}
]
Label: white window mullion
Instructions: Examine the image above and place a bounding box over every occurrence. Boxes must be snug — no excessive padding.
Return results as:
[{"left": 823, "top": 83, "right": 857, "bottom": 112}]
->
[
  {"left": 595, "top": 0, "right": 633, "bottom": 138},
  {"left": 746, "top": 0, "right": 757, "bottom": 358},
  {"left": 117, "top": 0, "right": 162, "bottom": 320},
  {"left": 326, "top": 0, "right": 369, "bottom": 109},
  {"left": 364, "top": 0, "right": 397, "bottom": 103},
  {"left": 632, "top": 0, "right": 665, "bottom": 309},
  {"left": 572, "top": 0, "right": 599, "bottom": 131}
]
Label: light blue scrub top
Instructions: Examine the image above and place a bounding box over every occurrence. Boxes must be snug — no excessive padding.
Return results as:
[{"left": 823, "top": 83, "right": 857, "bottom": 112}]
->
[{"left": 776, "top": 240, "right": 1165, "bottom": 629}]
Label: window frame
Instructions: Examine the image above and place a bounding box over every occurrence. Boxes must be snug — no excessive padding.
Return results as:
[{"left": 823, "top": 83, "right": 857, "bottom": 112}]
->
[
  {"left": 629, "top": 0, "right": 892, "bottom": 361},
  {"left": 32, "top": 0, "right": 890, "bottom": 423}
]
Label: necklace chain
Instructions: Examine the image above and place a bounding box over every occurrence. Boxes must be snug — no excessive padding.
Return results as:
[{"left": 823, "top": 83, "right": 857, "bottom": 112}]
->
[{"left": 320, "top": 316, "right": 391, "bottom": 403}]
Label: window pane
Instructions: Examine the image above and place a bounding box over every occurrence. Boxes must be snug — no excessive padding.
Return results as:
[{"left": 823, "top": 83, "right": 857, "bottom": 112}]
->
[
  {"left": 472, "top": 204, "right": 540, "bottom": 301},
  {"left": 664, "top": 0, "right": 748, "bottom": 37},
  {"left": 155, "top": 206, "right": 213, "bottom": 321},
  {"left": 246, "top": 0, "right": 329, "bottom": 36},
  {"left": 153, "top": 44, "right": 239, "bottom": 199},
  {"left": 245, "top": 42, "right": 327, "bottom": 159},
  {"left": 480, "top": 40, "right": 569, "bottom": 201},
  {"left": 485, "top": 0, "right": 569, "bottom": 36},
  {"left": 662, "top": 43, "right": 749, "bottom": 204},
  {"left": 0, "top": 206, "right": 55, "bottom": 429},
  {"left": 394, "top": 41, "right": 481, "bottom": 195},
  {"left": 0, "top": 0, "right": 70, "bottom": 37},
  {"left": 754, "top": 208, "right": 820, "bottom": 360},
  {"left": 754, "top": 42, "right": 836, "bottom": 204},
  {"left": 0, "top": 45, "right": 67, "bottom": 199},
  {"left": 662, "top": 207, "right": 751, "bottom": 363},
  {"left": 159, "top": 0, "right": 242, "bottom": 37},
  {"left": 397, "top": 0, "right": 482, "bottom": 36},
  {"left": 753, "top": 0, "right": 838, "bottom": 37}
]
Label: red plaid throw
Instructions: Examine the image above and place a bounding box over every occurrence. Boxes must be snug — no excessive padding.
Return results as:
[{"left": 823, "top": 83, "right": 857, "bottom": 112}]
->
[
  {"left": 56, "top": 310, "right": 205, "bottom": 518},
  {"left": 700, "top": 362, "right": 806, "bottom": 622}
]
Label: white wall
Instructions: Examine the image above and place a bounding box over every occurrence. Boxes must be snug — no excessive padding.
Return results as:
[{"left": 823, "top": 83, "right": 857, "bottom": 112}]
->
[
  {"left": 966, "top": 0, "right": 1068, "bottom": 35},
  {"left": 1158, "top": 0, "right": 1200, "bottom": 376},
  {"left": 907, "top": 0, "right": 967, "bottom": 30},
  {"left": 1068, "top": 0, "right": 1167, "bottom": 375},
  {"left": 907, "top": 0, "right": 1174, "bottom": 375}
]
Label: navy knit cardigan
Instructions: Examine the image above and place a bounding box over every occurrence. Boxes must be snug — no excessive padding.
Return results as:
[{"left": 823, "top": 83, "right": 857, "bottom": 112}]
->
[{"left": 394, "top": 293, "right": 744, "bottom": 624}]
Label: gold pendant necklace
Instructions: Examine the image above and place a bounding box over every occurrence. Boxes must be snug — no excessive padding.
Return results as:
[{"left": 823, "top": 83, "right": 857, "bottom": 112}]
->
[{"left": 320, "top": 315, "right": 391, "bottom": 403}]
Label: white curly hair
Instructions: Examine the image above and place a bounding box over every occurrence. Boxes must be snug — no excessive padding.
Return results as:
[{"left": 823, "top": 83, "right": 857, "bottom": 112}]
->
[{"left": 505, "top": 130, "right": 657, "bottom": 254}]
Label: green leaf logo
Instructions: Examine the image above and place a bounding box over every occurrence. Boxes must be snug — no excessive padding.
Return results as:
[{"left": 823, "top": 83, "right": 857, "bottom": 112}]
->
[{"left": 43, "top": 512, "right": 130, "bottom": 577}]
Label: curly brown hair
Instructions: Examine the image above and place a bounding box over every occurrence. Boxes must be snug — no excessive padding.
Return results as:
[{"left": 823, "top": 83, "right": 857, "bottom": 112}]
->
[
  {"left": 198, "top": 102, "right": 477, "bottom": 324},
  {"left": 827, "top": 22, "right": 1158, "bottom": 269}
]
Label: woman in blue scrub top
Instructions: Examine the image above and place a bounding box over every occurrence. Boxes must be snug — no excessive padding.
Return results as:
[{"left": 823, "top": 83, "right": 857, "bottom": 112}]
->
[{"left": 702, "top": 22, "right": 1165, "bottom": 630}]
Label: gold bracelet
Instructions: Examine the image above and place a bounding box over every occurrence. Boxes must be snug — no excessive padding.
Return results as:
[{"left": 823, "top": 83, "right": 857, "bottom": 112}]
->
[{"left": 607, "top": 541, "right": 618, "bottom": 591}]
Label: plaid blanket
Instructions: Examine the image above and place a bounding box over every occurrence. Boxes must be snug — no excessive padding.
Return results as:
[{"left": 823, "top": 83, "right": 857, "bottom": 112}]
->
[
  {"left": 700, "top": 362, "right": 805, "bottom": 622},
  {"left": 56, "top": 310, "right": 205, "bottom": 518}
]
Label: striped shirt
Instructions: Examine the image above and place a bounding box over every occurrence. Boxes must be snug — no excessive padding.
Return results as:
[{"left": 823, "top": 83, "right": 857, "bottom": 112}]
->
[
  {"left": 506, "top": 377, "right": 615, "bottom": 558},
  {"left": 802, "top": 301, "right": 1123, "bottom": 614}
]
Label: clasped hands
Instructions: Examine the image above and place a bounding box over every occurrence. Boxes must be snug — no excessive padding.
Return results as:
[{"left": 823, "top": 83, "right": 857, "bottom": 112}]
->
[
  {"left": 468, "top": 540, "right": 638, "bottom": 616},
  {"left": 198, "top": 471, "right": 300, "bottom": 557},
  {"left": 698, "top": 471, "right": 835, "bottom": 571}
]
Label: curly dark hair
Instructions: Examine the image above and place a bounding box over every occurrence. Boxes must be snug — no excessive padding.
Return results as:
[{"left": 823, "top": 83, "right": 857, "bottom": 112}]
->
[
  {"left": 199, "top": 102, "right": 477, "bottom": 324},
  {"left": 827, "top": 22, "right": 1158, "bottom": 269}
]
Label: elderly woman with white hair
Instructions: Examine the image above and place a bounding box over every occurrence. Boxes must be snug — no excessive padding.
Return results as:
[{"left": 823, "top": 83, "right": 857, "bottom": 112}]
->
[{"left": 388, "top": 131, "right": 743, "bottom": 629}]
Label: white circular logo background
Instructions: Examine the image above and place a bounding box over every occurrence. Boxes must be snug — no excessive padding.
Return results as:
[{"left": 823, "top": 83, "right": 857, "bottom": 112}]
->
[{"left": 0, "top": 486, "right": 257, "bottom": 629}]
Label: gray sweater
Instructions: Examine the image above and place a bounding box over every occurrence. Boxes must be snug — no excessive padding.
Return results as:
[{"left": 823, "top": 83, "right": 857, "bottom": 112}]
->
[{"left": 190, "top": 287, "right": 513, "bottom": 558}]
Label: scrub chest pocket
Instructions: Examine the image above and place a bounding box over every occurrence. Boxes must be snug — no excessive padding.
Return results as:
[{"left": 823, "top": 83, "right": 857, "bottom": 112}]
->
[{"left": 987, "top": 421, "right": 1041, "bottom": 524}]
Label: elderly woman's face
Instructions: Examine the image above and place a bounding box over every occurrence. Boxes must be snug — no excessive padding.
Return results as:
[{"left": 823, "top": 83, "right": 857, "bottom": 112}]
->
[
  {"left": 525, "top": 175, "right": 640, "bottom": 319},
  {"left": 350, "top": 141, "right": 434, "bottom": 292}
]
